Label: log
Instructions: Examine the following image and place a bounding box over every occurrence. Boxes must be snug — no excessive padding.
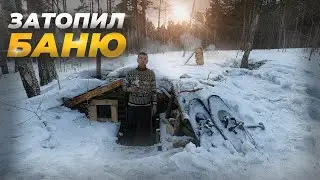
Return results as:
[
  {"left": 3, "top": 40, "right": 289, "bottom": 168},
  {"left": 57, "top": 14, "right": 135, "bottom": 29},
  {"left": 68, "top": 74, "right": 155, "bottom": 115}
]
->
[{"left": 179, "top": 88, "right": 203, "bottom": 93}]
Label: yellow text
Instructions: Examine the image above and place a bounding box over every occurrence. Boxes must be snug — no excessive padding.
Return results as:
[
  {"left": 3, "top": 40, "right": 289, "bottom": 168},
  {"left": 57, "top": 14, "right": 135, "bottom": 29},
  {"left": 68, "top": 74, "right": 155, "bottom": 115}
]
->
[{"left": 7, "top": 32, "right": 127, "bottom": 58}]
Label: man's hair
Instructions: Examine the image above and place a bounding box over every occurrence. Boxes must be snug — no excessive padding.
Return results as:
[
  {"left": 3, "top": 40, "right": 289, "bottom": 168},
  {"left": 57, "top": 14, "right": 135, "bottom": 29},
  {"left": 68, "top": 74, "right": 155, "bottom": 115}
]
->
[{"left": 138, "top": 52, "right": 148, "bottom": 56}]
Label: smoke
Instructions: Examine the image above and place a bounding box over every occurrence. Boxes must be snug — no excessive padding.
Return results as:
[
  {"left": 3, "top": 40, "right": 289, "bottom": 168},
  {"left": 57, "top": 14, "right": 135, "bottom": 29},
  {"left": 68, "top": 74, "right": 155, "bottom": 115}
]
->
[
  {"left": 132, "top": 34, "right": 204, "bottom": 54},
  {"left": 180, "top": 33, "right": 202, "bottom": 50},
  {"left": 140, "top": 38, "right": 180, "bottom": 54},
  {"left": 205, "top": 44, "right": 216, "bottom": 51}
]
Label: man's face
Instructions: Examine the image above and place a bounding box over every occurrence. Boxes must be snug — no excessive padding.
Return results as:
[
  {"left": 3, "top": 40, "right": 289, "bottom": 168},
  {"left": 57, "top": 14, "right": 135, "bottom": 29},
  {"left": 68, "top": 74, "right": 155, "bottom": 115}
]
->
[{"left": 137, "top": 54, "right": 148, "bottom": 67}]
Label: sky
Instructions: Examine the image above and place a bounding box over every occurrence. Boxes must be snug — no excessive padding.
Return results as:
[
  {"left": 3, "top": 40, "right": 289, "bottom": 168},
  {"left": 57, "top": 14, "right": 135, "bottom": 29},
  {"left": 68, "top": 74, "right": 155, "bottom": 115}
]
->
[{"left": 66, "top": 0, "right": 210, "bottom": 26}]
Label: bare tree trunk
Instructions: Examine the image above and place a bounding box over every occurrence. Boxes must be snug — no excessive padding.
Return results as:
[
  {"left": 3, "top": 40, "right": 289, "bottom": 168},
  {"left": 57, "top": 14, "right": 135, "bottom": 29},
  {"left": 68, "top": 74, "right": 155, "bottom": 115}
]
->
[
  {"left": 95, "top": 0, "right": 102, "bottom": 79},
  {"left": 141, "top": 0, "right": 147, "bottom": 38},
  {"left": 96, "top": 52, "right": 102, "bottom": 79},
  {"left": 300, "top": 4, "right": 307, "bottom": 48},
  {"left": 293, "top": 17, "right": 299, "bottom": 47},
  {"left": 240, "top": 0, "right": 247, "bottom": 50},
  {"left": 106, "top": 0, "right": 112, "bottom": 12},
  {"left": 183, "top": 0, "right": 195, "bottom": 57},
  {"left": 0, "top": 16, "right": 9, "bottom": 74},
  {"left": 282, "top": 7, "right": 286, "bottom": 51},
  {"left": 38, "top": 55, "right": 58, "bottom": 86},
  {"left": 97, "top": 0, "right": 100, "bottom": 13},
  {"left": 309, "top": 24, "right": 320, "bottom": 61},
  {"left": 190, "top": 0, "right": 196, "bottom": 25},
  {"left": 307, "top": 25, "right": 313, "bottom": 49},
  {"left": 92, "top": 0, "right": 94, "bottom": 12},
  {"left": 63, "top": 0, "right": 67, "bottom": 12},
  {"left": 133, "top": 0, "right": 140, "bottom": 52},
  {"left": 278, "top": 1, "right": 286, "bottom": 50},
  {"left": 278, "top": 13, "right": 282, "bottom": 49},
  {"left": 16, "top": 58, "right": 40, "bottom": 98},
  {"left": 269, "top": 12, "right": 276, "bottom": 49},
  {"left": 246, "top": 0, "right": 253, "bottom": 46},
  {"left": 0, "top": 0, "right": 14, "bottom": 74},
  {"left": 0, "top": 53, "right": 9, "bottom": 74},
  {"left": 240, "top": 13, "right": 260, "bottom": 68},
  {"left": 10, "top": 0, "right": 22, "bottom": 73},
  {"left": 158, "top": 0, "right": 162, "bottom": 29},
  {"left": 213, "top": 7, "right": 218, "bottom": 44}
]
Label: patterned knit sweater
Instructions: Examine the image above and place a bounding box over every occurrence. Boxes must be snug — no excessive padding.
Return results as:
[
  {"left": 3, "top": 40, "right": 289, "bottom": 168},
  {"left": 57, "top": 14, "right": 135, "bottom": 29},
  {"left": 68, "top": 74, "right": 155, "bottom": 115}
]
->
[{"left": 123, "top": 67, "right": 157, "bottom": 106}]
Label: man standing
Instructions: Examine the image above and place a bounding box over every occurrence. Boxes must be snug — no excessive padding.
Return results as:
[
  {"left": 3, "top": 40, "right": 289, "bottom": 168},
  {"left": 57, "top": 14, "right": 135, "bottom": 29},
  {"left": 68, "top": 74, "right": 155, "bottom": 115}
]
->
[{"left": 121, "top": 52, "right": 157, "bottom": 146}]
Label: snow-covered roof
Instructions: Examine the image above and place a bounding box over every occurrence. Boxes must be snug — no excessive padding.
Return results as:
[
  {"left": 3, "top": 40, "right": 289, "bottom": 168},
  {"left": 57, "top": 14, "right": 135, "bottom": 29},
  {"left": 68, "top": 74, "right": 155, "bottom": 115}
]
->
[{"left": 64, "top": 79, "right": 123, "bottom": 107}]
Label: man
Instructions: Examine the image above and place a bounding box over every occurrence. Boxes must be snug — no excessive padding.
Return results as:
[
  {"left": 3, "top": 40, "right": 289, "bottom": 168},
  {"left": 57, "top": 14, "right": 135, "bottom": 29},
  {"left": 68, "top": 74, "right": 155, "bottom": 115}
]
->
[{"left": 121, "top": 52, "right": 157, "bottom": 146}]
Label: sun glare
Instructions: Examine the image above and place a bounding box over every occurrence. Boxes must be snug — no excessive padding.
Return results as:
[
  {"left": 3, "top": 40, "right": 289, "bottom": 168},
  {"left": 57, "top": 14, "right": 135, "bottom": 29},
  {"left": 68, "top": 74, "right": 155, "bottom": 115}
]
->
[{"left": 171, "top": 2, "right": 190, "bottom": 22}]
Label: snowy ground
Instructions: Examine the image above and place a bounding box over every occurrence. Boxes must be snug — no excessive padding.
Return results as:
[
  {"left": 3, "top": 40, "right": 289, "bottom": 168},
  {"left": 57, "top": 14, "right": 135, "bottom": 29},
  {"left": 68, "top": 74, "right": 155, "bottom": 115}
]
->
[{"left": 0, "top": 49, "right": 319, "bottom": 179}]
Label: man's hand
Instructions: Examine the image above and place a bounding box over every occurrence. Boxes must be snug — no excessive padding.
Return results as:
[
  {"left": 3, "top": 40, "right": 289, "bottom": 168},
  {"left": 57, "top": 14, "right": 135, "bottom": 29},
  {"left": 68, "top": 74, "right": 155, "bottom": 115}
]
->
[
  {"left": 152, "top": 104, "right": 157, "bottom": 116},
  {"left": 127, "top": 87, "right": 138, "bottom": 93}
]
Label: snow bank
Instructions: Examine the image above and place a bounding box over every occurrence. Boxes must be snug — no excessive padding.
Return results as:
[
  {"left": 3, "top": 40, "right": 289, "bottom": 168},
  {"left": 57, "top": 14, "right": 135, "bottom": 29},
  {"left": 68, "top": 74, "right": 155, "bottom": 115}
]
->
[{"left": 20, "top": 78, "right": 107, "bottom": 112}]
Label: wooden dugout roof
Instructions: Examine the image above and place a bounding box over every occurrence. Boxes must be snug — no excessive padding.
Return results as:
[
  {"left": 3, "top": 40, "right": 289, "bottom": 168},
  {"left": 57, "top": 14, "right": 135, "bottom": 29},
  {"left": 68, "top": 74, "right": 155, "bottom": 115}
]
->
[{"left": 64, "top": 79, "right": 123, "bottom": 107}]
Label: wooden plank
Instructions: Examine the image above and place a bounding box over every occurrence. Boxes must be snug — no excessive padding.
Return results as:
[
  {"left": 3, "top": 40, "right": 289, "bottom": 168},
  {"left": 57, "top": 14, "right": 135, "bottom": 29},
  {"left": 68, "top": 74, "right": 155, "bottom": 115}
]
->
[
  {"left": 65, "top": 80, "right": 122, "bottom": 107},
  {"left": 97, "top": 118, "right": 111, "bottom": 122},
  {"left": 88, "top": 105, "right": 97, "bottom": 121},
  {"left": 156, "top": 129, "right": 160, "bottom": 144},
  {"left": 111, "top": 106, "right": 118, "bottom": 123},
  {"left": 91, "top": 99, "right": 118, "bottom": 106}
]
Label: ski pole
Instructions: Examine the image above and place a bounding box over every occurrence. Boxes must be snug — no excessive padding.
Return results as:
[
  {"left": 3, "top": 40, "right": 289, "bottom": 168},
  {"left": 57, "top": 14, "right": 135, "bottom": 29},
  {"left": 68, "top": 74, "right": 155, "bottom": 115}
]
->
[{"left": 245, "top": 122, "right": 265, "bottom": 130}]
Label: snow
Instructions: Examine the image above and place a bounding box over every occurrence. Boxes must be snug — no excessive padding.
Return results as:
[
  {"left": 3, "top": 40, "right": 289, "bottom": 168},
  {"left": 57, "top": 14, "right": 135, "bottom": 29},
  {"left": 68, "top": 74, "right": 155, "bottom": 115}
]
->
[{"left": 1, "top": 49, "right": 320, "bottom": 179}]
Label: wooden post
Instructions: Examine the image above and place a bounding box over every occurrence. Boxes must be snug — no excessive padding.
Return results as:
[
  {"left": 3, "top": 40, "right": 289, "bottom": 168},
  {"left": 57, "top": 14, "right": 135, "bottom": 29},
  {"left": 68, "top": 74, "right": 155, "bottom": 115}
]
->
[
  {"left": 156, "top": 128, "right": 160, "bottom": 143},
  {"left": 165, "top": 89, "right": 175, "bottom": 119},
  {"left": 111, "top": 106, "right": 118, "bottom": 122},
  {"left": 88, "top": 105, "right": 98, "bottom": 121}
]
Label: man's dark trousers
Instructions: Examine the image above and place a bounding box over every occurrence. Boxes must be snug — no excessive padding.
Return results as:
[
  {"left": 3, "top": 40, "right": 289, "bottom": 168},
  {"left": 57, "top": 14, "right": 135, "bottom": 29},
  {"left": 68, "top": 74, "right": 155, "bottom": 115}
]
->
[{"left": 125, "top": 105, "right": 154, "bottom": 146}]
